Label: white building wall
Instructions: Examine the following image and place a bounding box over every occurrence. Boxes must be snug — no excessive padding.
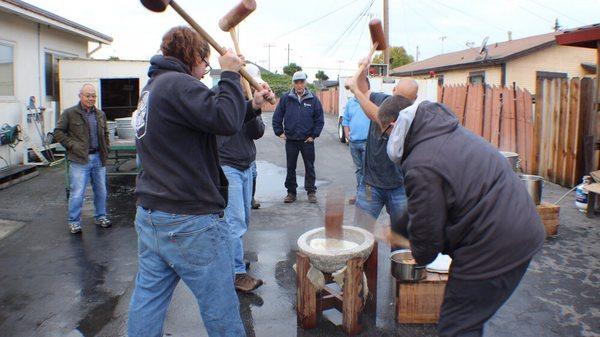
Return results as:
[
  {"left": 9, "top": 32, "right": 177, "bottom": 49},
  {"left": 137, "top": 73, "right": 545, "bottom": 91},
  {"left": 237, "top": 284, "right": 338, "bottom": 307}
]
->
[
  {"left": 59, "top": 59, "right": 149, "bottom": 111},
  {"left": 0, "top": 9, "right": 87, "bottom": 166}
]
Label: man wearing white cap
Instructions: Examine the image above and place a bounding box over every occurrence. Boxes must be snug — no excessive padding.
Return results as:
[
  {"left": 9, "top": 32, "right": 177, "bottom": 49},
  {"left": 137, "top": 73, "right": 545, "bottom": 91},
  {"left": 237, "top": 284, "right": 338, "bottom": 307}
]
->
[
  {"left": 218, "top": 63, "right": 269, "bottom": 292},
  {"left": 272, "top": 71, "right": 324, "bottom": 203}
]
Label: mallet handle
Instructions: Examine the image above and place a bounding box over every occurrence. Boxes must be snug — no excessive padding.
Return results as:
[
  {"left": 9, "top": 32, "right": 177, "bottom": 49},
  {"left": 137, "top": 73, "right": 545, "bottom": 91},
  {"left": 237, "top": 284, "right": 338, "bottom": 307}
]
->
[
  {"left": 170, "top": 1, "right": 275, "bottom": 104},
  {"left": 230, "top": 28, "right": 254, "bottom": 100},
  {"left": 344, "top": 42, "right": 378, "bottom": 90}
]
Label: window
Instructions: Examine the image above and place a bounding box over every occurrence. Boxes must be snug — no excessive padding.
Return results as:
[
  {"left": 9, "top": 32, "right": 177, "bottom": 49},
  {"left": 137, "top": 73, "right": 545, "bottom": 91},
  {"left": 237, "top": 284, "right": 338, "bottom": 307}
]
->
[
  {"left": 468, "top": 71, "right": 485, "bottom": 85},
  {"left": 0, "top": 43, "right": 14, "bottom": 96},
  {"left": 45, "top": 53, "right": 63, "bottom": 100}
]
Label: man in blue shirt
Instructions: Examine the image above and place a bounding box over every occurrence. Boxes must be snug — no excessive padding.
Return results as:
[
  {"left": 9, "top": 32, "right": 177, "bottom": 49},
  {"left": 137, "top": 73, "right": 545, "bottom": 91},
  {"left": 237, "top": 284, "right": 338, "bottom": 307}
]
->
[{"left": 342, "top": 97, "right": 370, "bottom": 204}]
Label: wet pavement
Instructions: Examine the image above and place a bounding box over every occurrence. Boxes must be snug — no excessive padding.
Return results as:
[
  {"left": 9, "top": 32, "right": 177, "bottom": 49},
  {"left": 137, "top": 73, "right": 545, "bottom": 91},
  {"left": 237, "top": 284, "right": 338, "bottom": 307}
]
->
[{"left": 0, "top": 112, "right": 598, "bottom": 337}]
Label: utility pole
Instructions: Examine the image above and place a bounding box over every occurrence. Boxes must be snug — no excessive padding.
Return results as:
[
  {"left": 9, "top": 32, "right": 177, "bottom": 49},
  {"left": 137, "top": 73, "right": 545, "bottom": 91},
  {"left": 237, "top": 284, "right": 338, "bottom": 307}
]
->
[
  {"left": 285, "top": 43, "right": 293, "bottom": 66},
  {"left": 383, "top": 0, "right": 390, "bottom": 68},
  {"left": 439, "top": 36, "right": 447, "bottom": 54},
  {"left": 264, "top": 43, "right": 275, "bottom": 71}
]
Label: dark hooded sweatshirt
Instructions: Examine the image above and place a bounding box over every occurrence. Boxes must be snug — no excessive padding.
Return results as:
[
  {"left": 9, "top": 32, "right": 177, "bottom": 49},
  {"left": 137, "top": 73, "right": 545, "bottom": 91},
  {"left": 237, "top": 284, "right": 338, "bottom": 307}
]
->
[
  {"left": 218, "top": 115, "right": 265, "bottom": 171},
  {"left": 135, "top": 55, "right": 258, "bottom": 215},
  {"left": 397, "top": 101, "right": 545, "bottom": 280}
]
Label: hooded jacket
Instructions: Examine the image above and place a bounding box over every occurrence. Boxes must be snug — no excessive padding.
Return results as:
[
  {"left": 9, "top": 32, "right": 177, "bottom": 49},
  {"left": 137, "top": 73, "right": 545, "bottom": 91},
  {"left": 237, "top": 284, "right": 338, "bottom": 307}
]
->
[
  {"left": 272, "top": 89, "right": 324, "bottom": 140},
  {"left": 395, "top": 101, "right": 545, "bottom": 280},
  {"left": 218, "top": 115, "right": 265, "bottom": 171},
  {"left": 135, "top": 55, "right": 257, "bottom": 215}
]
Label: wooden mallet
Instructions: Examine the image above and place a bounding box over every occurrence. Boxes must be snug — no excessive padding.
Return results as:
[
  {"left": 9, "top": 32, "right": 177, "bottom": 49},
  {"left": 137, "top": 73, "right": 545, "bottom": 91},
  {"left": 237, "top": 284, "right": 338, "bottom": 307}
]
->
[
  {"left": 140, "top": 0, "right": 275, "bottom": 104},
  {"left": 219, "top": 0, "right": 256, "bottom": 100},
  {"left": 345, "top": 18, "right": 387, "bottom": 89}
]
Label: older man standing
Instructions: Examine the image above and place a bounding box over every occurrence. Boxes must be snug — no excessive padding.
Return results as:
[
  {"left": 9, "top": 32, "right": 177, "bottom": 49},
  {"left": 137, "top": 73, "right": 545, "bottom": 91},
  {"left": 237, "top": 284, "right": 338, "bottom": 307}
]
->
[
  {"left": 54, "top": 84, "right": 111, "bottom": 234},
  {"left": 272, "top": 71, "right": 324, "bottom": 204}
]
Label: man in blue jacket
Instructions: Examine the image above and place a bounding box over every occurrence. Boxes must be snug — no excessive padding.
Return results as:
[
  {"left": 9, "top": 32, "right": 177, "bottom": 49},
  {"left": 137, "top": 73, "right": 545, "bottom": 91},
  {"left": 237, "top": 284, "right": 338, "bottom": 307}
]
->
[{"left": 273, "top": 71, "right": 324, "bottom": 203}]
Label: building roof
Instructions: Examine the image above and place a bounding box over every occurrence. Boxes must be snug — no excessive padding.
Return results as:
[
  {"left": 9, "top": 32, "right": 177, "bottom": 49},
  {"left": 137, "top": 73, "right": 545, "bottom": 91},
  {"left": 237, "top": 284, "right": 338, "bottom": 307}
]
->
[
  {"left": 391, "top": 32, "right": 560, "bottom": 76},
  {"left": 556, "top": 23, "right": 600, "bottom": 49},
  {"left": 314, "top": 80, "right": 339, "bottom": 90},
  {"left": 0, "top": 0, "right": 112, "bottom": 44}
]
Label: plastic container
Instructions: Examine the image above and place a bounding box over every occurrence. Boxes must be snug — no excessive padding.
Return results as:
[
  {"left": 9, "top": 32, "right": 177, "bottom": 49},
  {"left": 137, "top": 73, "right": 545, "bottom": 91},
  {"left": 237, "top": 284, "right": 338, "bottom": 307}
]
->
[{"left": 575, "top": 176, "right": 592, "bottom": 212}]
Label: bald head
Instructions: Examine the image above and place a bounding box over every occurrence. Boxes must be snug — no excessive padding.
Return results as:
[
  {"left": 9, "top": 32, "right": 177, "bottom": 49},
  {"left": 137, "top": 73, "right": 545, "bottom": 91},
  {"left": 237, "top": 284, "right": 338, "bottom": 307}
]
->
[
  {"left": 79, "top": 83, "right": 97, "bottom": 110},
  {"left": 392, "top": 78, "right": 418, "bottom": 102}
]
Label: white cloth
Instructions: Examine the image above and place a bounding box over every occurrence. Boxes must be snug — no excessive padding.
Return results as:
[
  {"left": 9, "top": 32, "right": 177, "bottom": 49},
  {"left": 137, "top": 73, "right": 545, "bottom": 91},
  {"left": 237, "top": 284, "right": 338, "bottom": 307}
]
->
[{"left": 386, "top": 102, "right": 421, "bottom": 164}]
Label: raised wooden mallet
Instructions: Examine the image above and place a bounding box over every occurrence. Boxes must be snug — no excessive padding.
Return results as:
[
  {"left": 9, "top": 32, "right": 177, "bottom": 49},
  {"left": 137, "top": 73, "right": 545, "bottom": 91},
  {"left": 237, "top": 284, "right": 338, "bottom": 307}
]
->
[
  {"left": 345, "top": 18, "right": 388, "bottom": 89},
  {"left": 140, "top": 0, "right": 275, "bottom": 104},
  {"left": 219, "top": 0, "right": 256, "bottom": 99}
]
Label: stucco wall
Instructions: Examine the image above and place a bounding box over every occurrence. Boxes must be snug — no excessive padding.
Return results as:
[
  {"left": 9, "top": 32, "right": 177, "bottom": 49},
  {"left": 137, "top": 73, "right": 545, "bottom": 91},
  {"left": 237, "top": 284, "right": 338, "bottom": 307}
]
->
[
  {"left": 0, "top": 10, "right": 88, "bottom": 165},
  {"left": 59, "top": 59, "right": 149, "bottom": 111},
  {"left": 505, "top": 44, "right": 596, "bottom": 93},
  {"left": 441, "top": 66, "right": 502, "bottom": 87}
]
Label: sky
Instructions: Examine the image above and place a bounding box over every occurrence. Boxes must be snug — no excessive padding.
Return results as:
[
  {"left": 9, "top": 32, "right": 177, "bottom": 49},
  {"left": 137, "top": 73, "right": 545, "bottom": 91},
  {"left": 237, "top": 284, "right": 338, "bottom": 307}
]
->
[{"left": 25, "top": 0, "right": 600, "bottom": 81}]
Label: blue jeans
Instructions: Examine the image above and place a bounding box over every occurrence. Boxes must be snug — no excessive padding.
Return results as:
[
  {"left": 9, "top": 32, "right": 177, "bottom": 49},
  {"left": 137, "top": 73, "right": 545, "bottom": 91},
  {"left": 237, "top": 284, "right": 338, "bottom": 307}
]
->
[
  {"left": 222, "top": 165, "right": 253, "bottom": 274},
  {"left": 349, "top": 140, "right": 366, "bottom": 191},
  {"left": 355, "top": 182, "right": 408, "bottom": 226},
  {"left": 68, "top": 153, "right": 107, "bottom": 224},
  {"left": 128, "top": 207, "right": 244, "bottom": 337}
]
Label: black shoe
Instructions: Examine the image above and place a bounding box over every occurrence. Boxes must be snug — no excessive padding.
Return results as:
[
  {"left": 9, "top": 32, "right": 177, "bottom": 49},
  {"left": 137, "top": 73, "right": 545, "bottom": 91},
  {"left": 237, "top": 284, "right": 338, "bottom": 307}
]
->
[
  {"left": 251, "top": 198, "right": 261, "bottom": 209},
  {"left": 307, "top": 192, "right": 317, "bottom": 204},
  {"left": 284, "top": 193, "right": 297, "bottom": 203}
]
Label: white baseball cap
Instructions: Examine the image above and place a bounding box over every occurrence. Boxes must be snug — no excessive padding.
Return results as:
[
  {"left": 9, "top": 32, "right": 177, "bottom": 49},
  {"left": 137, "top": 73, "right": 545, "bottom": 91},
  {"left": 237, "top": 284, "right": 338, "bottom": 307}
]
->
[{"left": 292, "top": 71, "right": 307, "bottom": 82}]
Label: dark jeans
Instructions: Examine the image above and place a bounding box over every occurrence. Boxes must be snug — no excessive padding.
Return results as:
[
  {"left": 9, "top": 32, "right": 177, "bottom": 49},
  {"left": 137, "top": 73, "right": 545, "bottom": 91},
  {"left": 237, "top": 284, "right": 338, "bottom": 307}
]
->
[
  {"left": 349, "top": 140, "right": 366, "bottom": 191},
  {"left": 438, "top": 259, "right": 531, "bottom": 337},
  {"left": 285, "top": 140, "right": 316, "bottom": 194}
]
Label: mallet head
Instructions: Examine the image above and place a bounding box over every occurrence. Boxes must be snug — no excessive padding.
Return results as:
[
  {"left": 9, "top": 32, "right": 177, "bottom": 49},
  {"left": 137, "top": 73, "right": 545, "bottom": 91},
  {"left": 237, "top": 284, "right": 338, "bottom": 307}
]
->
[
  {"left": 369, "top": 18, "right": 387, "bottom": 51},
  {"left": 140, "top": 0, "right": 171, "bottom": 12},
  {"left": 218, "top": 0, "right": 257, "bottom": 32}
]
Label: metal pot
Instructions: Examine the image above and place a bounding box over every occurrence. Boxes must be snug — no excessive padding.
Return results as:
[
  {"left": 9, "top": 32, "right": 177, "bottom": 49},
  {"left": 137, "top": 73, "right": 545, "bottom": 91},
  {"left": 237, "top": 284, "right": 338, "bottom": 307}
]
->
[
  {"left": 519, "top": 174, "right": 543, "bottom": 205},
  {"left": 500, "top": 151, "right": 521, "bottom": 172},
  {"left": 390, "top": 249, "right": 426, "bottom": 282}
]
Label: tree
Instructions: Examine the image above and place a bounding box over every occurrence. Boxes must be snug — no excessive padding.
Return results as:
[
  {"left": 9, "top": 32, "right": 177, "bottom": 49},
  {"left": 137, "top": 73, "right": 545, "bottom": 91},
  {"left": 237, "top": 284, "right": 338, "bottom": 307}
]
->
[
  {"left": 283, "top": 63, "right": 302, "bottom": 76},
  {"left": 315, "top": 70, "right": 329, "bottom": 81},
  {"left": 372, "top": 46, "right": 414, "bottom": 70},
  {"left": 262, "top": 72, "right": 317, "bottom": 97}
]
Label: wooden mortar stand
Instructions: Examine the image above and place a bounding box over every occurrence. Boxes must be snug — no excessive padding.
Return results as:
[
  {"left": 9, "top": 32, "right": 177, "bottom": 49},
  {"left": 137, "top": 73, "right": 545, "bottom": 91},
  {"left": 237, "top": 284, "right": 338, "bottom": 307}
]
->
[{"left": 296, "top": 241, "right": 378, "bottom": 336}]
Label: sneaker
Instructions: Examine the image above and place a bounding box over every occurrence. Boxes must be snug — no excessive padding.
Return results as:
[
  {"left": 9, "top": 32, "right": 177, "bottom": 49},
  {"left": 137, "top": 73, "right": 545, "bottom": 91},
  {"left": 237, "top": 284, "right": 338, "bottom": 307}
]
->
[
  {"left": 69, "top": 223, "right": 82, "bottom": 234},
  {"left": 95, "top": 217, "right": 112, "bottom": 228},
  {"left": 235, "top": 273, "right": 264, "bottom": 292},
  {"left": 245, "top": 260, "right": 251, "bottom": 270},
  {"left": 284, "top": 193, "right": 297, "bottom": 203},
  {"left": 251, "top": 198, "right": 261, "bottom": 210},
  {"left": 308, "top": 192, "right": 318, "bottom": 204}
]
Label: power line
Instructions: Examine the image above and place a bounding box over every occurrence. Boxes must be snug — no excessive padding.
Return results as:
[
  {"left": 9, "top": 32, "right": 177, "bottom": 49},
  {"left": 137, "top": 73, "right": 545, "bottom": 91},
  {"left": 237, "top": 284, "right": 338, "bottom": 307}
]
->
[
  {"left": 273, "top": 0, "right": 362, "bottom": 40},
  {"left": 525, "top": 0, "right": 586, "bottom": 25},
  {"left": 325, "top": 0, "right": 374, "bottom": 56},
  {"left": 425, "top": 0, "right": 506, "bottom": 34},
  {"left": 403, "top": 2, "right": 464, "bottom": 50},
  {"left": 350, "top": 12, "right": 371, "bottom": 60},
  {"left": 514, "top": 2, "right": 555, "bottom": 25}
]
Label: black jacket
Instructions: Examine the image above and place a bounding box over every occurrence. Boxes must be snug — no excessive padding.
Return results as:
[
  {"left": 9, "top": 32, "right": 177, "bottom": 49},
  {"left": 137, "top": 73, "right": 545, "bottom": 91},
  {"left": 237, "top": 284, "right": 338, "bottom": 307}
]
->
[
  {"left": 135, "top": 55, "right": 258, "bottom": 215},
  {"left": 396, "top": 101, "right": 545, "bottom": 280},
  {"left": 218, "top": 115, "right": 265, "bottom": 171},
  {"left": 272, "top": 89, "right": 324, "bottom": 140}
]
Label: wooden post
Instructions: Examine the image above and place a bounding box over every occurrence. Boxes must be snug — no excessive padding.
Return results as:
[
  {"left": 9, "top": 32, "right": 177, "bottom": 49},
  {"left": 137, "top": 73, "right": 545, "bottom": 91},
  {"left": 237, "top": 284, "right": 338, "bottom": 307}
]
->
[
  {"left": 296, "top": 252, "right": 317, "bottom": 329},
  {"left": 342, "top": 257, "right": 363, "bottom": 336},
  {"left": 364, "top": 241, "right": 378, "bottom": 313},
  {"left": 533, "top": 77, "right": 543, "bottom": 175}
]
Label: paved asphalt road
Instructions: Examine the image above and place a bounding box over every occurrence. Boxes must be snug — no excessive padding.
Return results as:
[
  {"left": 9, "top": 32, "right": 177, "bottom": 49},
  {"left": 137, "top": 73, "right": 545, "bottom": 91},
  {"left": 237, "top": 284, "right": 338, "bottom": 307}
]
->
[{"left": 0, "top": 112, "right": 598, "bottom": 337}]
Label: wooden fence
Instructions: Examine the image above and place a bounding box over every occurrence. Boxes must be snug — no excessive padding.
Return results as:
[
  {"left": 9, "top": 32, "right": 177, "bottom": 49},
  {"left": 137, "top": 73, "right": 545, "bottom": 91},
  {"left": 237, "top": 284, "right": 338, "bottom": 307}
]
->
[
  {"left": 439, "top": 78, "right": 596, "bottom": 187},
  {"left": 439, "top": 84, "right": 536, "bottom": 174},
  {"left": 535, "top": 77, "right": 596, "bottom": 187},
  {"left": 315, "top": 88, "right": 339, "bottom": 115}
]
